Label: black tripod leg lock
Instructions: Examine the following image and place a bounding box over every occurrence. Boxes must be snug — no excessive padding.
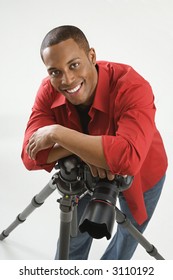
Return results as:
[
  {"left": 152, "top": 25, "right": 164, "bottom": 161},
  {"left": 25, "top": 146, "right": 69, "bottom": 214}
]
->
[
  {"left": 32, "top": 196, "right": 44, "bottom": 208},
  {"left": 17, "top": 214, "right": 26, "bottom": 223},
  {"left": 147, "top": 245, "right": 156, "bottom": 256},
  {"left": 0, "top": 230, "right": 9, "bottom": 239}
]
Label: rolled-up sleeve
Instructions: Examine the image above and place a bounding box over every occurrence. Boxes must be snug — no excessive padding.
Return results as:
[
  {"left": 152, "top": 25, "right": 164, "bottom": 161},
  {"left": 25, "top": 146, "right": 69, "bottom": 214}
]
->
[
  {"left": 21, "top": 80, "right": 57, "bottom": 172},
  {"left": 102, "top": 82, "right": 156, "bottom": 175}
]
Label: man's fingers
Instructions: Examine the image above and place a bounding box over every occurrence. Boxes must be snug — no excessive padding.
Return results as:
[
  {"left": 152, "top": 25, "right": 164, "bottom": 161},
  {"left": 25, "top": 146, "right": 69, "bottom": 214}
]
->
[
  {"left": 97, "top": 168, "right": 107, "bottom": 179},
  {"left": 106, "top": 170, "right": 115, "bottom": 181},
  {"left": 88, "top": 165, "right": 106, "bottom": 178},
  {"left": 89, "top": 165, "right": 99, "bottom": 177},
  {"left": 26, "top": 140, "right": 37, "bottom": 160},
  {"left": 87, "top": 163, "right": 114, "bottom": 180}
]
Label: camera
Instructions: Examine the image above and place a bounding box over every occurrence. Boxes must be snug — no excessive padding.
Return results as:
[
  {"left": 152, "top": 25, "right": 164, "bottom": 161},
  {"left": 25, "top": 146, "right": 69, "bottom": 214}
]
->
[{"left": 56, "top": 156, "right": 133, "bottom": 240}]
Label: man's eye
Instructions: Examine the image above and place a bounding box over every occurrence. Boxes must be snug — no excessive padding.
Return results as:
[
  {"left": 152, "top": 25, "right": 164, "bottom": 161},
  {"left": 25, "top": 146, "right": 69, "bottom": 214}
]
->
[
  {"left": 50, "top": 70, "right": 60, "bottom": 77},
  {"left": 70, "top": 62, "right": 80, "bottom": 69}
]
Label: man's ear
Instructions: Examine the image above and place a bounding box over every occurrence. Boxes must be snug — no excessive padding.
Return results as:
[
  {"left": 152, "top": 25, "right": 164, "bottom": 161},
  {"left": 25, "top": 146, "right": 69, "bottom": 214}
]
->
[{"left": 88, "top": 48, "right": 96, "bottom": 65}]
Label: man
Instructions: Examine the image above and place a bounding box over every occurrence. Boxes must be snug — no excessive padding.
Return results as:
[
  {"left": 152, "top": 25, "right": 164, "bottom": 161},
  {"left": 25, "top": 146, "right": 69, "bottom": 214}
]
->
[{"left": 22, "top": 25, "right": 168, "bottom": 259}]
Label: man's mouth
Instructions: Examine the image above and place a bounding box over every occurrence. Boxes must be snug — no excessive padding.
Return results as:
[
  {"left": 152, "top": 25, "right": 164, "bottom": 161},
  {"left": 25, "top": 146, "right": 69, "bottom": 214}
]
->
[{"left": 65, "top": 82, "right": 83, "bottom": 94}]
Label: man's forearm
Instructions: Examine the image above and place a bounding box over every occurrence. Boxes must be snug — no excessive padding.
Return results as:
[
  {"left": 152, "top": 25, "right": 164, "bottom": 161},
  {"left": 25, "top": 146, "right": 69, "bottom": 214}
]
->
[
  {"left": 47, "top": 143, "right": 73, "bottom": 163},
  {"left": 51, "top": 125, "right": 109, "bottom": 170}
]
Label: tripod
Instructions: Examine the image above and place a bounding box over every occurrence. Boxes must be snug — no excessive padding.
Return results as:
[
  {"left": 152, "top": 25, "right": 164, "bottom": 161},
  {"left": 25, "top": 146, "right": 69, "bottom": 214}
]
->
[{"left": 0, "top": 156, "right": 164, "bottom": 260}]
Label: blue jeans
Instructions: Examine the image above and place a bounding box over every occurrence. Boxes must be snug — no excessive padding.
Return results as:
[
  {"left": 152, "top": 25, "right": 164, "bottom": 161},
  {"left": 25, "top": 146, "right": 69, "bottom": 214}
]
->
[{"left": 55, "top": 175, "right": 166, "bottom": 260}]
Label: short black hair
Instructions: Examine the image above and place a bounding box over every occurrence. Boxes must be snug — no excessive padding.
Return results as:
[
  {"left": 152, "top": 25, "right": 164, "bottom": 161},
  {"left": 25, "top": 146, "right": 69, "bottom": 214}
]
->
[{"left": 40, "top": 25, "right": 90, "bottom": 60}]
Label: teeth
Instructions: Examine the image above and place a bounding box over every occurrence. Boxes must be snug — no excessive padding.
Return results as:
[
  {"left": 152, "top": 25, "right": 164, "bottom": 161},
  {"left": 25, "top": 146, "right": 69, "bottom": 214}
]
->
[{"left": 66, "top": 84, "right": 81, "bottom": 94}]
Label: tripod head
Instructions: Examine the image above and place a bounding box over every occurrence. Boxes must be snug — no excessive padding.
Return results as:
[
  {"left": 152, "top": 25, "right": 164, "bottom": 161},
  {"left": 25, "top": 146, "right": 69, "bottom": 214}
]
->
[
  {"left": 54, "top": 156, "right": 88, "bottom": 196},
  {"left": 54, "top": 155, "right": 133, "bottom": 240}
]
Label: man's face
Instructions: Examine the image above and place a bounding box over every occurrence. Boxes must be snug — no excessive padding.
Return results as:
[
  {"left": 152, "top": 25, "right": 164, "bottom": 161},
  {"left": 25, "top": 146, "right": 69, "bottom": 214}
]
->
[{"left": 42, "top": 39, "right": 98, "bottom": 106}]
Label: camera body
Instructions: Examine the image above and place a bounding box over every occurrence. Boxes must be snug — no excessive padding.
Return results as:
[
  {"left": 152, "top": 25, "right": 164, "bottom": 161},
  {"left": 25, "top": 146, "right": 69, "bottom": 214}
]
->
[{"left": 56, "top": 156, "right": 133, "bottom": 240}]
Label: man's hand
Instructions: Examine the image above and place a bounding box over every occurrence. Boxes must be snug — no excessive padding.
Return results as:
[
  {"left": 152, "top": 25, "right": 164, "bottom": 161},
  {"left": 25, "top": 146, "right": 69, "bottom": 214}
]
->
[
  {"left": 86, "top": 162, "right": 115, "bottom": 181},
  {"left": 27, "top": 125, "right": 58, "bottom": 160}
]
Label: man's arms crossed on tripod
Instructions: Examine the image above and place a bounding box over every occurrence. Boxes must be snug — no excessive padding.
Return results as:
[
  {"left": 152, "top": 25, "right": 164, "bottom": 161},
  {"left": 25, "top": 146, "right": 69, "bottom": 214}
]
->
[{"left": 26, "top": 124, "right": 115, "bottom": 180}]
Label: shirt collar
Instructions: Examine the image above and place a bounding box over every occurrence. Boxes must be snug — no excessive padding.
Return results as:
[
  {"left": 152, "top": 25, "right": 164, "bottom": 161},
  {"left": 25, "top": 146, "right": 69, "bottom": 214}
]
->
[
  {"left": 51, "top": 62, "right": 110, "bottom": 114},
  {"left": 51, "top": 91, "right": 66, "bottom": 108}
]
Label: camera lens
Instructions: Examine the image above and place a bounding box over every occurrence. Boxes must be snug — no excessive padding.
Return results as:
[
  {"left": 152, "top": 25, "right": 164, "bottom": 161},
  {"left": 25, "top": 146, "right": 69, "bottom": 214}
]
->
[{"left": 79, "top": 181, "right": 118, "bottom": 240}]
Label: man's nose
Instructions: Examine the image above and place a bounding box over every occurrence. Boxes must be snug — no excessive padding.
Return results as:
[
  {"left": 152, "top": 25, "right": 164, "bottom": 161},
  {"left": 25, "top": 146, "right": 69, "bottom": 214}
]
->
[{"left": 61, "top": 71, "right": 75, "bottom": 85}]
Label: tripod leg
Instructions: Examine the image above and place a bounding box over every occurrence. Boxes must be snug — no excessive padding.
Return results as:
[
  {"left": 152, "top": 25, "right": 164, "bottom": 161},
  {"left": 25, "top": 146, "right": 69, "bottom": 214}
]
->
[
  {"left": 70, "top": 206, "right": 78, "bottom": 237},
  {"left": 59, "top": 211, "right": 72, "bottom": 260},
  {"left": 58, "top": 195, "right": 79, "bottom": 259},
  {"left": 58, "top": 195, "right": 74, "bottom": 260},
  {"left": 115, "top": 207, "right": 165, "bottom": 260},
  {"left": 0, "top": 177, "right": 57, "bottom": 241}
]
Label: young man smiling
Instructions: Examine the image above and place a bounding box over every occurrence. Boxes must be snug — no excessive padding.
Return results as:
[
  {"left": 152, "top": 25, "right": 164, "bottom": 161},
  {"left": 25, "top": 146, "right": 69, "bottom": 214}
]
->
[{"left": 22, "top": 25, "right": 167, "bottom": 259}]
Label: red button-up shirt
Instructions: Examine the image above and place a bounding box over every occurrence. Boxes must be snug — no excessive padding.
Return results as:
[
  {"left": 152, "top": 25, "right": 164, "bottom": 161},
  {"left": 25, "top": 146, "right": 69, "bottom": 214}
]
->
[{"left": 21, "top": 61, "right": 168, "bottom": 224}]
